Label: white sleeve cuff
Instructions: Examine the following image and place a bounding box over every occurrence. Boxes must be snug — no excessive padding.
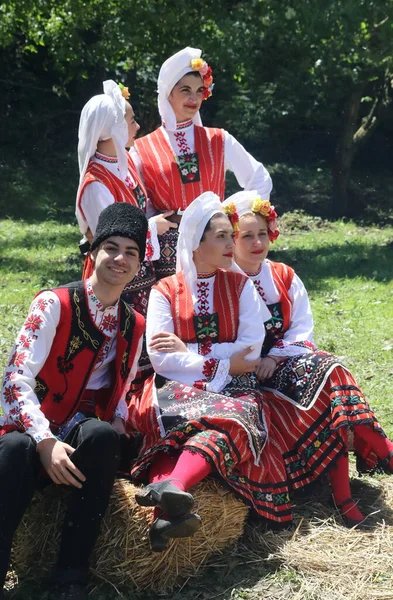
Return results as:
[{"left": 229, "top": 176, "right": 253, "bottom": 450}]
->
[
  {"left": 269, "top": 341, "right": 315, "bottom": 357},
  {"left": 187, "top": 343, "right": 199, "bottom": 354},
  {"left": 147, "top": 219, "right": 161, "bottom": 261},
  {"left": 114, "top": 399, "right": 128, "bottom": 422},
  {"left": 205, "top": 359, "right": 231, "bottom": 393},
  {"left": 34, "top": 430, "right": 57, "bottom": 444}
]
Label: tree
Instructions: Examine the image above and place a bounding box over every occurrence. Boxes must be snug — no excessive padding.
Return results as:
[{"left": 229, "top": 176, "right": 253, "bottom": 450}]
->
[{"left": 215, "top": 0, "right": 393, "bottom": 216}]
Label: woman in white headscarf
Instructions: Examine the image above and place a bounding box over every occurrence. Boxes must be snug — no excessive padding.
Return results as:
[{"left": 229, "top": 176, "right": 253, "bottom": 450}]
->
[
  {"left": 223, "top": 190, "right": 393, "bottom": 528},
  {"left": 132, "top": 47, "right": 273, "bottom": 279},
  {"left": 76, "top": 80, "right": 177, "bottom": 391},
  {"left": 128, "top": 192, "right": 299, "bottom": 552}
]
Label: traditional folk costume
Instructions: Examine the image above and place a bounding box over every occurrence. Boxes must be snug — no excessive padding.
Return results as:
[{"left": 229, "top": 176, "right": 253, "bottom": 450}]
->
[
  {"left": 132, "top": 47, "right": 273, "bottom": 279},
  {"left": 76, "top": 80, "right": 160, "bottom": 390},
  {"left": 223, "top": 191, "right": 393, "bottom": 519},
  {"left": 129, "top": 193, "right": 300, "bottom": 526},
  {"left": 0, "top": 204, "right": 146, "bottom": 592}
]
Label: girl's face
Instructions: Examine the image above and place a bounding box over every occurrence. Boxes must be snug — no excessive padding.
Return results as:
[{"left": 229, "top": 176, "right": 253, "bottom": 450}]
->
[
  {"left": 169, "top": 73, "right": 204, "bottom": 122},
  {"left": 234, "top": 213, "right": 270, "bottom": 272},
  {"left": 194, "top": 215, "right": 235, "bottom": 272},
  {"left": 125, "top": 102, "right": 140, "bottom": 147}
]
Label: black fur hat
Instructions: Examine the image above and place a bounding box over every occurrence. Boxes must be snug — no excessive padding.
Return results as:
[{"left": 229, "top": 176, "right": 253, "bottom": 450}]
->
[{"left": 90, "top": 203, "right": 148, "bottom": 261}]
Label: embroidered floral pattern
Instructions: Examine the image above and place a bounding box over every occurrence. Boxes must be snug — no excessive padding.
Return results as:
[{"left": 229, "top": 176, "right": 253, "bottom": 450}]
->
[
  {"left": 133, "top": 184, "right": 147, "bottom": 211},
  {"left": 196, "top": 281, "right": 210, "bottom": 315},
  {"left": 35, "top": 298, "right": 48, "bottom": 312},
  {"left": 145, "top": 229, "right": 153, "bottom": 261},
  {"left": 9, "top": 350, "right": 26, "bottom": 368},
  {"left": 174, "top": 131, "right": 191, "bottom": 154},
  {"left": 4, "top": 384, "right": 22, "bottom": 404},
  {"left": 18, "top": 334, "right": 33, "bottom": 349},
  {"left": 194, "top": 313, "right": 219, "bottom": 342},
  {"left": 24, "top": 314, "right": 43, "bottom": 333},
  {"left": 176, "top": 152, "right": 200, "bottom": 184},
  {"left": 101, "top": 314, "right": 117, "bottom": 333},
  {"left": 202, "top": 358, "right": 218, "bottom": 379},
  {"left": 253, "top": 279, "right": 267, "bottom": 303}
]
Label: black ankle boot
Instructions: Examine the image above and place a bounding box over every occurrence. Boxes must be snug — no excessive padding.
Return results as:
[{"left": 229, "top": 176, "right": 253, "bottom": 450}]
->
[
  {"left": 135, "top": 480, "right": 194, "bottom": 516},
  {"left": 149, "top": 513, "right": 202, "bottom": 552}
]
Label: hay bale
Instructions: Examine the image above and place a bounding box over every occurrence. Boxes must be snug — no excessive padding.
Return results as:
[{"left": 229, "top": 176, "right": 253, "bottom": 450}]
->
[{"left": 12, "top": 478, "right": 248, "bottom": 591}]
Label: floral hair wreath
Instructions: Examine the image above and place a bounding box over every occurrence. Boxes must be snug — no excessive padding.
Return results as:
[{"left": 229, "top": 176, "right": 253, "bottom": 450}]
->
[
  {"left": 223, "top": 202, "right": 240, "bottom": 231},
  {"left": 190, "top": 58, "right": 214, "bottom": 100},
  {"left": 251, "top": 198, "right": 280, "bottom": 242},
  {"left": 118, "top": 82, "right": 130, "bottom": 99}
]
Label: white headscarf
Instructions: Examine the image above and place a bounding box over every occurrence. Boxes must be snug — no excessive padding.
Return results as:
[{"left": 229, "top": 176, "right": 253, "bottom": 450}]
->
[
  {"left": 176, "top": 192, "right": 241, "bottom": 300},
  {"left": 223, "top": 191, "right": 280, "bottom": 242},
  {"left": 157, "top": 46, "right": 203, "bottom": 132},
  {"left": 76, "top": 80, "right": 128, "bottom": 232},
  {"left": 222, "top": 191, "right": 260, "bottom": 218}
]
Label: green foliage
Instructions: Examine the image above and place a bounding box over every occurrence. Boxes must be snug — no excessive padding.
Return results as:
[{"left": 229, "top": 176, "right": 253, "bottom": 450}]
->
[
  {"left": 1, "top": 0, "right": 393, "bottom": 218},
  {"left": 215, "top": 0, "right": 393, "bottom": 141}
]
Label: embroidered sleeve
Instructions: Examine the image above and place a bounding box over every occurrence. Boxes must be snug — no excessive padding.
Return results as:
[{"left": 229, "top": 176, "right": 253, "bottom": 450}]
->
[
  {"left": 146, "top": 218, "right": 161, "bottom": 261},
  {"left": 195, "top": 358, "right": 231, "bottom": 393},
  {"left": 269, "top": 273, "right": 315, "bottom": 357},
  {"left": 146, "top": 289, "right": 218, "bottom": 386},
  {"left": 223, "top": 130, "right": 273, "bottom": 199},
  {"left": 1, "top": 291, "right": 61, "bottom": 442},
  {"left": 80, "top": 182, "right": 115, "bottom": 235},
  {"left": 210, "top": 278, "right": 265, "bottom": 362}
]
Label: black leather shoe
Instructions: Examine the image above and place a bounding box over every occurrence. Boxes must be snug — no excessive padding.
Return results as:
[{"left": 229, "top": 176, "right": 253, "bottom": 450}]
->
[
  {"left": 56, "top": 582, "right": 88, "bottom": 600},
  {"left": 149, "top": 513, "right": 202, "bottom": 552},
  {"left": 135, "top": 480, "right": 194, "bottom": 516}
]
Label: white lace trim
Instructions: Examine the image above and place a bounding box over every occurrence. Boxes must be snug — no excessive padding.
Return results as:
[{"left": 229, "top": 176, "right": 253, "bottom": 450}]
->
[
  {"left": 206, "top": 359, "right": 231, "bottom": 393},
  {"left": 147, "top": 218, "right": 161, "bottom": 261}
]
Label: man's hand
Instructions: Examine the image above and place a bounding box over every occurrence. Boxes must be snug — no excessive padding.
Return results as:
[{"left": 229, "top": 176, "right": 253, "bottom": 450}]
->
[
  {"left": 152, "top": 211, "right": 179, "bottom": 235},
  {"left": 229, "top": 347, "right": 260, "bottom": 376},
  {"left": 37, "top": 438, "right": 86, "bottom": 488},
  {"left": 256, "top": 356, "right": 277, "bottom": 381},
  {"left": 149, "top": 332, "right": 188, "bottom": 353}
]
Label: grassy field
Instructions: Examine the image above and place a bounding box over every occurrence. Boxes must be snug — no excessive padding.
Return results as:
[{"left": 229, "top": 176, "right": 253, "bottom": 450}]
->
[{"left": 1, "top": 213, "right": 393, "bottom": 599}]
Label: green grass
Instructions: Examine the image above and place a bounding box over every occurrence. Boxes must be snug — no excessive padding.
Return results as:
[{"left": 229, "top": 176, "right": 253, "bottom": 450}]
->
[{"left": 1, "top": 213, "right": 393, "bottom": 599}]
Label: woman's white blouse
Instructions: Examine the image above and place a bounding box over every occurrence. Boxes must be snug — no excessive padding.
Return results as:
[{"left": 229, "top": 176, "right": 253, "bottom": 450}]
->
[{"left": 146, "top": 275, "right": 269, "bottom": 393}]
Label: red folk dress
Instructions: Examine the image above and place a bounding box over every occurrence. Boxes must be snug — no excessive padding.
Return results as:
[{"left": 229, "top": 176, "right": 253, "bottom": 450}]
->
[
  {"left": 250, "top": 259, "right": 387, "bottom": 482},
  {"left": 128, "top": 270, "right": 296, "bottom": 524}
]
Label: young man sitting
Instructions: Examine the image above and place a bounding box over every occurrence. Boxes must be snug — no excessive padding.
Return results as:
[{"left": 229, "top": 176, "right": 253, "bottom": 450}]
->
[{"left": 0, "top": 202, "right": 147, "bottom": 600}]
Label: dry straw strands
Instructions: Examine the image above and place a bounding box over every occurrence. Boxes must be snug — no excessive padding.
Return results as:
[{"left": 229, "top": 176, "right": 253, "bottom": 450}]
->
[
  {"left": 12, "top": 478, "right": 248, "bottom": 591},
  {"left": 244, "top": 475, "right": 393, "bottom": 600}
]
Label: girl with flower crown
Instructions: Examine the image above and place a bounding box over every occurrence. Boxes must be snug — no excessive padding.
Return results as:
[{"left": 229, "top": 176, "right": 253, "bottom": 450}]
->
[
  {"left": 128, "top": 192, "right": 305, "bottom": 551},
  {"left": 223, "top": 190, "right": 393, "bottom": 527},
  {"left": 132, "top": 47, "right": 272, "bottom": 280}
]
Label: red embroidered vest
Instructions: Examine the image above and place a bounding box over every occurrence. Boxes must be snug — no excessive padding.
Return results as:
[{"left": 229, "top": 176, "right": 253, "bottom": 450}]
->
[
  {"left": 78, "top": 153, "right": 148, "bottom": 279},
  {"left": 136, "top": 126, "right": 226, "bottom": 211},
  {"left": 77, "top": 153, "right": 147, "bottom": 221},
  {"left": 154, "top": 270, "right": 247, "bottom": 343},
  {"left": 35, "top": 281, "right": 145, "bottom": 428},
  {"left": 267, "top": 260, "right": 295, "bottom": 333}
]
